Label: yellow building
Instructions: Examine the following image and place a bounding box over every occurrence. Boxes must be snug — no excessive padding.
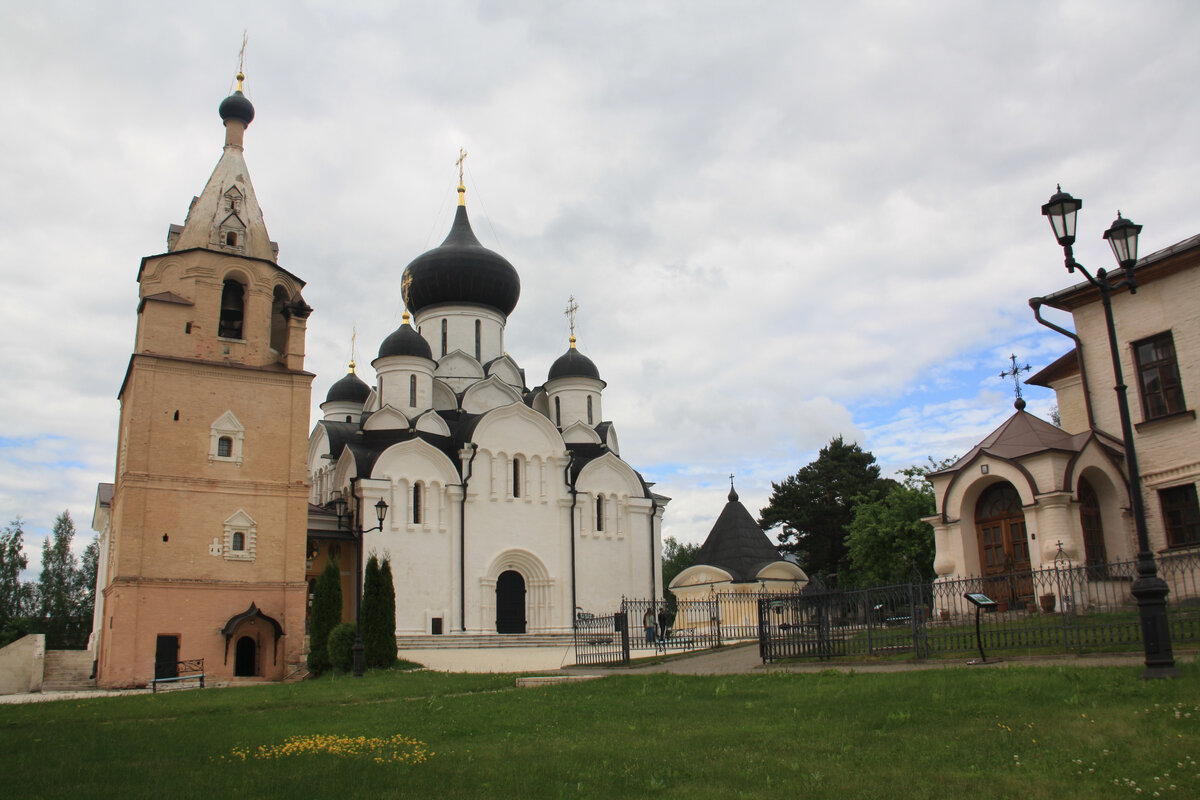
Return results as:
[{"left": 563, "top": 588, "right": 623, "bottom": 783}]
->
[
  {"left": 928, "top": 231, "right": 1200, "bottom": 601},
  {"left": 91, "top": 74, "right": 314, "bottom": 688}
]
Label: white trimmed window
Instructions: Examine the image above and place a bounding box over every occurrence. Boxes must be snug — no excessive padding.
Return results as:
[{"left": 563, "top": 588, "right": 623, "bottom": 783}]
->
[
  {"left": 209, "top": 411, "right": 245, "bottom": 465},
  {"left": 222, "top": 510, "right": 257, "bottom": 562}
]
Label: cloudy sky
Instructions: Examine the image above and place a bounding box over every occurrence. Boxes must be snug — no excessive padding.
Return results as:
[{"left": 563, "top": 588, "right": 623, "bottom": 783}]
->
[{"left": 3, "top": 1, "right": 1198, "bottom": 573}]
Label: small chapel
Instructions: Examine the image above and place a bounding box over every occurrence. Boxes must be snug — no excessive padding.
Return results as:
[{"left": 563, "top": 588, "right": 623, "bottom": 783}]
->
[{"left": 90, "top": 73, "right": 667, "bottom": 686}]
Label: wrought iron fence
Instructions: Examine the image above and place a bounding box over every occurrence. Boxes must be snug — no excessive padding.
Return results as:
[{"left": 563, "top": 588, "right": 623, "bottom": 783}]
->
[
  {"left": 760, "top": 552, "right": 1200, "bottom": 663},
  {"left": 572, "top": 612, "right": 629, "bottom": 666}
]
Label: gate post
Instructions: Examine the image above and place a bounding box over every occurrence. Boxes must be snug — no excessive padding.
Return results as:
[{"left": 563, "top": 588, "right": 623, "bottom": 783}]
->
[{"left": 615, "top": 611, "right": 630, "bottom": 664}]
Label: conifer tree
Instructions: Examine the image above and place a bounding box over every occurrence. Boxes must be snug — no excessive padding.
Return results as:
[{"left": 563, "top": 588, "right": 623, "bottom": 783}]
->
[
  {"left": 372, "top": 556, "right": 397, "bottom": 668},
  {"left": 361, "top": 553, "right": 383, "bottom": 667},
  {"left": 307, "top": 558, "right": 342, "bottom": 674}
]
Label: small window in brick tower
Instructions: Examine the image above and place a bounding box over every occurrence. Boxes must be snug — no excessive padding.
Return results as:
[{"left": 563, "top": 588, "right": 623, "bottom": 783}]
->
[{"left": 217, "top": 436, "right": 233, "bottom": 458}]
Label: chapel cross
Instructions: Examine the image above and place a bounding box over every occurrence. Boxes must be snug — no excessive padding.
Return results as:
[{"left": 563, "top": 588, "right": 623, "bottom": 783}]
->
[
  {"left": 565, "top": 295, "right": 579, "bottom": 339},
  {"left": 236, "top": 32, "right": 248, "bottom": 91},
  {"left": 349, "top": 325, "right": 358, "bottom": 372},
  {"left": 999, "top": 353, "right": 1032, "bottom": 400},
  {"left": 729, "top": 473, "right": 735, "bottom": 490},
  {"left": 456, "top": 147, "right": 468, "bottom": 185}
]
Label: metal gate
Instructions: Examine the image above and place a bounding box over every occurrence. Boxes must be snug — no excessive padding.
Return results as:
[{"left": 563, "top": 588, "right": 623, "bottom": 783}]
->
[{"left": 573, "top": 611, "right": 630, "bottom": 666}]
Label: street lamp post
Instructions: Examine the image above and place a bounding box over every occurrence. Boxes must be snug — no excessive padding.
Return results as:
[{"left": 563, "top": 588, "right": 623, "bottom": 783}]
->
[
  {"left": 333, "top": 480, "right": 388, "bottom": 677},
  {"left": 1041, "top": 186, "right": 1177, "bottom": 679}
]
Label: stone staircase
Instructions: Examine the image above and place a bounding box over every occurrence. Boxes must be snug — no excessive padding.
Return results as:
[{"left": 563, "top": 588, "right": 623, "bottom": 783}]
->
[
  {"left": 397, "top": 633, "right": 574, "bottom": 650},
  {"left": 42, "top": 650, "right": 96, "bottom": 693}
]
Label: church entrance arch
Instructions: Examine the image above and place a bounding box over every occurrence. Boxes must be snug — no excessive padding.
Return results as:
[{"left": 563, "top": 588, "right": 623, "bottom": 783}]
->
[
  {"left": 496, "top": 570, "right": 527, "bottom": 634},
  {"left": 975, "top": 482, "right": 1032, "bottom": 609},
  {"left": 234, "top": 636, "right": 257, "bottom": 677}
]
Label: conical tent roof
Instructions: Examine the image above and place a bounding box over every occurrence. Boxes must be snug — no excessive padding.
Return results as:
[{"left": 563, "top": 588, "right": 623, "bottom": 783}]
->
[{"left": 692, "top": 487, "right": 786, "bottom": 582}]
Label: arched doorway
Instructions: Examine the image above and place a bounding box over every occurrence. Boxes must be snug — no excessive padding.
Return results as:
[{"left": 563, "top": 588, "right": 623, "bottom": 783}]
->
[
  {"left": 496, "top": 570, "right": 527, "bottom": 634},
  {"left": 1078, "top": 478, "right": 1108, "bottom": 574},
  {"left": 975, "top": 482, "right": 1032, "bottom": 609},
  {"left": 234, "top": 636, "right": 257, "bottom": 677}
]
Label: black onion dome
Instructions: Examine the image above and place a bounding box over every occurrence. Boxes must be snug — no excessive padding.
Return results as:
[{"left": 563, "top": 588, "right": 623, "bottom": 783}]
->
[
  {"left": 326, "top": 370, "right": 370, "bottom": 404},
  {"left": 219, "top": 90, "right": 255, "bottom": 126},
  {"left": 548, "top": 344, "right": 601, "bottom": 381},
  {"left": 401, "top": 205, "right": 520, "bottom": 316},
  {"left": 378, "top": 321, "right": 433, "bottom": 360}
]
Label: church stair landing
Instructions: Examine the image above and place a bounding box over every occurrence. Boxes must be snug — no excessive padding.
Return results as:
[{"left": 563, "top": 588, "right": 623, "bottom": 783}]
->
[{"left": 41, "top": 650, "right": 96, "bottom": 693}]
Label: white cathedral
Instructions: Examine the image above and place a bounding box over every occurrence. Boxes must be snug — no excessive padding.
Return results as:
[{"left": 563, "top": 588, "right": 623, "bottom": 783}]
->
[{"left": 306, "top": 178, "right": 668, "bottom": 638}]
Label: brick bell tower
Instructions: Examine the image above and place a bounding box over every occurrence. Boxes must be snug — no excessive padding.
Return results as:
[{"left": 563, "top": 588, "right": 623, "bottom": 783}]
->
[{"left": 93, "top": 72, "right": 314, "bottom": 688}]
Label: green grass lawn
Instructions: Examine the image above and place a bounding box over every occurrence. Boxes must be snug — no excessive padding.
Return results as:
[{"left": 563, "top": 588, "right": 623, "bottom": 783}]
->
[{"left": 1, "top": 663, "right": 1197, "bottom": 799}]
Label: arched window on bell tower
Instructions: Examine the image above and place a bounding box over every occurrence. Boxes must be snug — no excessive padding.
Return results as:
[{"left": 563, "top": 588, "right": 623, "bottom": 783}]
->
[
  {"left": 596, "top": 495, "right": 605, "bottom": 531},
  {"left": 409, "top": 375, "right": 417, "bottom": 407},
  {"left": 219, "top": 279, "right": 245, "bottom": 339},
  {"left": 475, "top": 319, "right": 482, "bottom": 361},
  {"left": 441, "top": 319, "right": 448, "bottom": 357},
  {"left": 270, "top": 286, "right": 288, "bottom": 353}
]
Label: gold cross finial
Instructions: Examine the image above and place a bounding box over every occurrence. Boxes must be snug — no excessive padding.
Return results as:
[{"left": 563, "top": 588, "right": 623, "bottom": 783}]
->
[
  {"left": 456, "top": 148, "right": 468, "bottom": 204},
  {"left": 565, "top": 295, "right": 579, "bottom": 346},
  {"left": 349, "top": 326, "right": 357, "bottom": 373},
  {"left": 236, "top": 31, "right": 248, "bottom": 91}
]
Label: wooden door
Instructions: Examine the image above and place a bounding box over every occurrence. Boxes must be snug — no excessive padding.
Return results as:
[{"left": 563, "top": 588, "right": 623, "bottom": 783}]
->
[
  {"left": 154, "top": 635, "right": 179, "bottom": 679},
  {"left": 975, "top": 483, "right": 1032, "bottom": 608}
]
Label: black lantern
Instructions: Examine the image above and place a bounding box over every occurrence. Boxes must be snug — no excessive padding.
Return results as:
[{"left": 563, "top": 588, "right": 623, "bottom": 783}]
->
[
  {"left": 1041, "top": 185, "right": 1083, "bottom": 248},
  {"left": 375, "top": 497, "right": 389, "bottom": 526},
  {"left": 1103, "top": 212, "right": 1142, "bottom": 272},
  {"left": 332, "top": 490, "right": 348, "bottom": 522}
]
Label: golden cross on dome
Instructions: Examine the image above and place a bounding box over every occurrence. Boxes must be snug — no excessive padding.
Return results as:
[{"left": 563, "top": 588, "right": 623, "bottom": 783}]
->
[
  {"left": 456, "top": 148, "right": 468, "bottom": 185},
  {"left": 349, "top": 326, "right": 357, "bottom": 373},
  {"left": 236, "top": 31, "right": 248, "bottom": 90},
  {"left": 565, "top": 295, "right": 579, "bottom": 342}
]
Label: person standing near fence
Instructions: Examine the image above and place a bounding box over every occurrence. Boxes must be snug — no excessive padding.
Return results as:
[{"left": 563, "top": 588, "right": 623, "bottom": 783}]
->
[{"left": 643, "top": 606, "right": 656, "bottom": 644}]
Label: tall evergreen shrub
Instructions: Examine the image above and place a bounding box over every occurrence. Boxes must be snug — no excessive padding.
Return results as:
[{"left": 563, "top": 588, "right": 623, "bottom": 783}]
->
[
  {"left": 371, "top": 556, "right": 398, "bottom": 668},
  {"left": 307, "top": 558, "right": 342, "bottom": 674}
]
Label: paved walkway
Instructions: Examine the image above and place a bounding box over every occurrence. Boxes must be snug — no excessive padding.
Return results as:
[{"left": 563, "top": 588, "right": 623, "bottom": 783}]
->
[{"left": 607, "top": 643, "right": 1196, "bottom": 676}]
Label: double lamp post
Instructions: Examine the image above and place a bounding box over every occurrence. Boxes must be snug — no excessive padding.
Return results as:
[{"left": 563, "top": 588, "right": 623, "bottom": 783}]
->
[
  {"left": 333, "top": 480, "right": 389, "bottom": 678},
  {"left": 1040, "top": 187, "right": 1176, "bottom": 678}
]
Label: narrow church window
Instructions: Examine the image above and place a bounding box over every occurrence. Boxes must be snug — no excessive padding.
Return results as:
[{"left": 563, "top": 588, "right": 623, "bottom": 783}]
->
[
  {"left": 218, "top": 279, "right": 245, "bottom": 339},
  {"left": 412, "top": 483, "right": 423, "bottom": 524},
  {"left": 226, "top": 232, "right": 237, "bottom": 247},
  {"left": 596, "top": 495, "right": 605, "bottom": 531},
  {"left": 270, "top": 286, "right": 289, "bottom": 353},
  {"left": 232, "top": 531, "right": 245, "bottom": 551},
  {"left": 410, "top": 375, "right": 417, "bottom": 407},
  {"left": 555, "top": 397, "right": 562, "bottom": 427},
  {"left": 185, "top": 322, "right": 192, "bottom": 334},
  {"left": 217, "top": 436, "right": 233, "bottom": 458},
  {"left": 513, "top": 458, "right": 521, "bottom": 498},
  {"left": 475, "top": 319, "right": 481, "bottom": 361},
  {"left": 441, "top": 319, "right": 448, "bottom": 357},
  {"left": 587, "top": 396, "right": 593, "bottom": 425}
]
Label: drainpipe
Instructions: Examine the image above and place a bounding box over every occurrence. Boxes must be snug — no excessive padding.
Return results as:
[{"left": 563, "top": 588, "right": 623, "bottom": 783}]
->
[
  {"left": 1029, "top": 297, "right": 1096, "bottom": 430},
  {"left": 565, "top": 453, "right": 577, "bottom": 622},
  {"left": 649, "top": 496, "right": 659, "bottom": 600},
  {"left": 459, "top": 442, "right": 478, "bottom": 632}
]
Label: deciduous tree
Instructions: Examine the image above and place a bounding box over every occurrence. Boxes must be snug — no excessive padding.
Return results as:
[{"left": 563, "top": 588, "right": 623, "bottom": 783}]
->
[
  {"left": 0, "top": 518, "right": 33, "bottom": 644},
  {"left": 661, "top": 536, "right": 701, "bottom": 594},
  {"left": 845, "top": 457, "right": 956, "bottom": 586}
]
